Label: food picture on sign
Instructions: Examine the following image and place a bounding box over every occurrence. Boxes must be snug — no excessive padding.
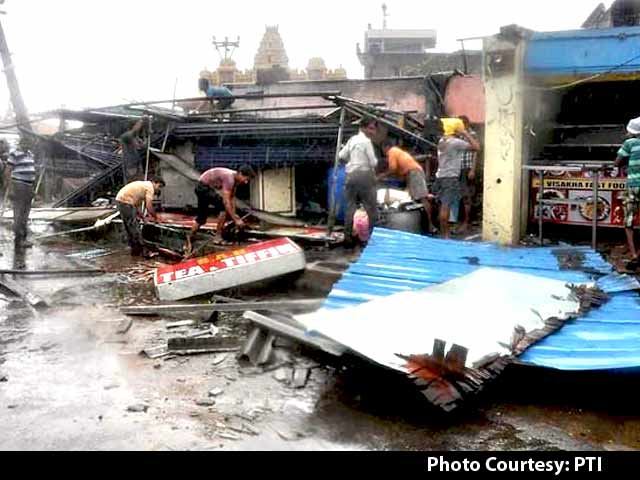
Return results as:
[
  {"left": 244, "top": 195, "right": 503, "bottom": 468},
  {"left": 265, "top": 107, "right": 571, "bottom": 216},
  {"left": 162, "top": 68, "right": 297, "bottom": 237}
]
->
[
  {"left": 538, "top": 190, "right": 568, "bottom": 222},
  {"left": 613, "top": 205, "right": 625, "bottom": 225},
  {"left": 578, "top": 196, "right": 611, "bottom": 222}
]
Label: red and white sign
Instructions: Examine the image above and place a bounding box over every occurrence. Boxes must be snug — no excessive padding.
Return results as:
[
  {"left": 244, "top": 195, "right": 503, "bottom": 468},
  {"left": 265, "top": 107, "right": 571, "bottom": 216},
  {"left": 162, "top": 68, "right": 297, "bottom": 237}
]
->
[{"left": 154, "top": 238, "right": 306, "bottom": 301}]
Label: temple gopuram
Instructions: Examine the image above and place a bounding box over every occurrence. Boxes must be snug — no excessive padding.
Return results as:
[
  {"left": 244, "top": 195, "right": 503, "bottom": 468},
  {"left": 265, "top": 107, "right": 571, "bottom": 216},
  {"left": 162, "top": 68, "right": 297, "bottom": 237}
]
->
[{"left": 200, "top": 26, "right": 348, "bottom": 86}]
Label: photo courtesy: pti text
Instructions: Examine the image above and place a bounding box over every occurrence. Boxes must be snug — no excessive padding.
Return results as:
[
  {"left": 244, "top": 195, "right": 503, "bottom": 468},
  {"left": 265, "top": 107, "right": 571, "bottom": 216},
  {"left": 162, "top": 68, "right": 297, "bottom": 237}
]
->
[{"left": 427, "top": 456, "right": 603, "bottom": 475}]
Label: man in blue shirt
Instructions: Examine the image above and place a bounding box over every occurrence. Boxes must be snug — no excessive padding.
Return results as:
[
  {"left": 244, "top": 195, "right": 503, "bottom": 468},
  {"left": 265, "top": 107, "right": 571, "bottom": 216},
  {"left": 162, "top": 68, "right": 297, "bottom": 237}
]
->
[
  {"left": 207, "top": 85, "right": 235, "bottom": 110},
  {"left": 615, "top": 117, "right": 640, "bottom": 266}
]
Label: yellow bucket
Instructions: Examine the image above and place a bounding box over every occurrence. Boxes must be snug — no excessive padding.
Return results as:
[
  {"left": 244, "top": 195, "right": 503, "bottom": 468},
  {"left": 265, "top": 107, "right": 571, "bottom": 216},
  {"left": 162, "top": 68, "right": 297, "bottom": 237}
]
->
[{"left": 441, "top": 118, "right": 464, "bottom": 136}]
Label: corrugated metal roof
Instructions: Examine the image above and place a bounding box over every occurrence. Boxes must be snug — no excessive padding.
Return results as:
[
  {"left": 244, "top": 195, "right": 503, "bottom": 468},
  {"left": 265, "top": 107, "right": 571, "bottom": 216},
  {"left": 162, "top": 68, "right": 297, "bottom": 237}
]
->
[
  {"left": 324, "top": 228, "right": 639, "bottom": 371},
  {"left": 526, "top": 26, "right": 640, "bottom": 76},
  {"left": 324, "top": 229, "right": 611, "bottom": 310}
]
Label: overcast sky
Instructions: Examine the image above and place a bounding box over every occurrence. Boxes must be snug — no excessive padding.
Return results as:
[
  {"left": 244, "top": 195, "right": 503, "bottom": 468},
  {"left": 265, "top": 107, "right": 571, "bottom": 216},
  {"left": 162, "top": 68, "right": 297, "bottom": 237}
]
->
[{"left": 0, "top": 0, "right": 612, "bottom": 116}]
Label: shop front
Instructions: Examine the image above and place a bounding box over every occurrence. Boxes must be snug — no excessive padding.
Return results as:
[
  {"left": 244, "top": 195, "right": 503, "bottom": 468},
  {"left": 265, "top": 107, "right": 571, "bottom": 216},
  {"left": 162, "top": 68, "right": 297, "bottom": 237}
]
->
[{"left": 522, "top": 26, "right": 640, "bottom": 240}]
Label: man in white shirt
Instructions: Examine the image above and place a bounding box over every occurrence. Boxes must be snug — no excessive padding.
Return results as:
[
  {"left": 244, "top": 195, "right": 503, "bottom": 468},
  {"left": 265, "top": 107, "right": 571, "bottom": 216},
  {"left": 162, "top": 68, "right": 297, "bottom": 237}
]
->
[{"left": 339, "top": 118, "right": 379, "bottom": 246}]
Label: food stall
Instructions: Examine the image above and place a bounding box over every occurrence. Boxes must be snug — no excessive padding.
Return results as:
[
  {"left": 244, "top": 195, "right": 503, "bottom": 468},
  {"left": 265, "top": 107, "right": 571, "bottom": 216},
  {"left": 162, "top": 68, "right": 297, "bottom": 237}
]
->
[{"left": 522, "top": 26, "right": 640, "bottom": 242}]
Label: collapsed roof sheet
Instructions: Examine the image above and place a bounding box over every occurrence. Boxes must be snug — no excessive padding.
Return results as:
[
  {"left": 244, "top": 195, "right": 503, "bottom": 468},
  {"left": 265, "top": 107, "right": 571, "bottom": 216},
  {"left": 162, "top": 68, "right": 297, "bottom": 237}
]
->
[
  {"left": 297, "top": 267, "right": 604, "bottom": 411},
  {"left": 300, "top": 268, "right": 588, "bottom": 371},
  {"left": 322, "top": 229, "right": 640, "bottom": 372}
]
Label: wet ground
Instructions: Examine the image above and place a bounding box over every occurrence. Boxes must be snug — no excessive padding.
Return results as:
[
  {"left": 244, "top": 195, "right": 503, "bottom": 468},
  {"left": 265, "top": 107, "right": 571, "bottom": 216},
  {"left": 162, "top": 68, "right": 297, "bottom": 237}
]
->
[{"left": 1, "top": 223, "right": 639, "bottom": 451}]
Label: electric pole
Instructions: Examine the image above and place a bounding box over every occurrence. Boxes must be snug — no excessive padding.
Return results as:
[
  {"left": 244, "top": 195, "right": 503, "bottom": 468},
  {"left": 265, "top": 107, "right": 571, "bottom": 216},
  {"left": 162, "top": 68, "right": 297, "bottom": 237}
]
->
[{"left": 0, "top": 1, "right": 31, "bottom": 131}]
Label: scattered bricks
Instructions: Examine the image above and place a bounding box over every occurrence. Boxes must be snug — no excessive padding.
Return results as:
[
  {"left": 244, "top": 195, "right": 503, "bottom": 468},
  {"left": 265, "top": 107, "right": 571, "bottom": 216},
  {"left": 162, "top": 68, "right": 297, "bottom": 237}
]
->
[
  {"left": 208, "top": 388, "right": 224, "bottom": 398},
  {"left": 116, "top": 318, "right": 133, "bottom": 335},
  {"left": 142, "top": 345, "right": 169, "bottom": 359}
]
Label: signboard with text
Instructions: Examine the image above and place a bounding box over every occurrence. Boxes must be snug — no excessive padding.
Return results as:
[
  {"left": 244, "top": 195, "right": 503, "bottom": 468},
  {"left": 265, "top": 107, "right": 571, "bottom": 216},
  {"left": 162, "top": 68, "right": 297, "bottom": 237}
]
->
[
  {"left": 155, "top": 238, "right": 307, "bottom": 301},
  {"left": 530, "top": 171, "right": 633, "bottom": 228}
]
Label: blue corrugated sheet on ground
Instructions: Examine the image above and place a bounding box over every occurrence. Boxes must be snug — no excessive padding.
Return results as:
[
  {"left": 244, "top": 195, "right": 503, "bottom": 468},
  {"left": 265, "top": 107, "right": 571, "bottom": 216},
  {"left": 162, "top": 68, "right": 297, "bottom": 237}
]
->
[{"left": 324, "top": 228, "right": 639, "bottom": 371}]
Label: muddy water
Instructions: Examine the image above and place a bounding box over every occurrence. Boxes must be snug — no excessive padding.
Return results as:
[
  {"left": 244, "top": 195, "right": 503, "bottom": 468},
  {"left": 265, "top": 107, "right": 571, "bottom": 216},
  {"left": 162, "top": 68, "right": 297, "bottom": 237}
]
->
[{"left": 0, "top": 225, "right": 639, "bottom": 450}]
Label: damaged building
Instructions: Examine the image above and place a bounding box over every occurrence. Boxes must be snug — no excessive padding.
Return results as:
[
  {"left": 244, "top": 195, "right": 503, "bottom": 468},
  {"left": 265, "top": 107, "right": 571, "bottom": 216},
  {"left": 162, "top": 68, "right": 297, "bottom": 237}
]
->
[{"left": 583, "top": 0, "right": 640, "bottom": 28}]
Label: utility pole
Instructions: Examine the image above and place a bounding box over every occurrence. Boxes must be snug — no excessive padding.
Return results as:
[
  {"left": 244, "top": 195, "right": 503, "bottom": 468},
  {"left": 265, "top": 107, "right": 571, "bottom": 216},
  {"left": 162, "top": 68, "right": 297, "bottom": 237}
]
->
[{"left": 0, "top": 2, "right": 31, "bottom": 131}]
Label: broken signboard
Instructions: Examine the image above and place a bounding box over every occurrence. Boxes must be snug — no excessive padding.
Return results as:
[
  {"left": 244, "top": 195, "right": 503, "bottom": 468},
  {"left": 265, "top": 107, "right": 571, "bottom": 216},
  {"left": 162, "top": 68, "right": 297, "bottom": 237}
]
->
[{"left": 154, "top": 237, "right": 307, "bottom": 301}]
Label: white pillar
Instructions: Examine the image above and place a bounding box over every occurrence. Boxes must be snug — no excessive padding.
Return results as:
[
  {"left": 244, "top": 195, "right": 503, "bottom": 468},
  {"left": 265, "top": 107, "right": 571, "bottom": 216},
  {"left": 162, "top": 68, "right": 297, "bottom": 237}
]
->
[{"left": 482, "top": 32, "right": 528, "bottom": 246}]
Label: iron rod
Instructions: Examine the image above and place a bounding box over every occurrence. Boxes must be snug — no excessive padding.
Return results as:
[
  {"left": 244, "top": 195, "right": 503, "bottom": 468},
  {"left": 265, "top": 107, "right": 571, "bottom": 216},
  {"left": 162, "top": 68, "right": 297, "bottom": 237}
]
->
[
  {"left": 328, "top": 108, "right": 346, "bottom": 233},
  {"left": 592, "top": 170, "right": 599, "bottom": 250},
  {"left": 88, "top": 92, "right": 343, "bottom": 112}
]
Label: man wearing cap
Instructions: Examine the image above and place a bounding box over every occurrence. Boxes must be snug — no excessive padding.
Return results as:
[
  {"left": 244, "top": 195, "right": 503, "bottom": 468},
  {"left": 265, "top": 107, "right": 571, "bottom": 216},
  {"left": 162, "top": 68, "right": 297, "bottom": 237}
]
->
[{"left": 615, "top": 117, "right": 640, "bottom": 267}]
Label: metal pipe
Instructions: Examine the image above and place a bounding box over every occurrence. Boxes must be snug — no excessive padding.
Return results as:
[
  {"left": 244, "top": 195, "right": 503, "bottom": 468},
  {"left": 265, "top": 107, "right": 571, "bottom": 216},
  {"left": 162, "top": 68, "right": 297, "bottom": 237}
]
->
[
  {"left": 144, "top": 117, "right": 152, "bottom": 181},
  {"left": 328, "top": 107, "right": 346, "bottom": 233},
  {"left": 161, "top": 123, "right": 171, "bottom": 152},
  {"left": 539, "top": 170, "right": 544, "bottom": 246},
  {"left": 459, "top": 40, "right": 469, "bottom": 75},
  {"left": 344, "top": 104, "right": 436, "bottom": 148},
  {"left": 0, "top": 269, "right": 103, "bottom": 276},
  {"left": 88, "top": 91, "right": 343, "bottom": 112},
  {"left": 592, "top": 170, "right": 599, "bottom": 250},
  {"left": 121, "top": 299, "right": 324, "bottom": 316},
  {"left": 455, "top": 35, "right": 490, "bottom": 42},
  {"left": 189, "top": 104, "right": 339, "bottom": 116}
]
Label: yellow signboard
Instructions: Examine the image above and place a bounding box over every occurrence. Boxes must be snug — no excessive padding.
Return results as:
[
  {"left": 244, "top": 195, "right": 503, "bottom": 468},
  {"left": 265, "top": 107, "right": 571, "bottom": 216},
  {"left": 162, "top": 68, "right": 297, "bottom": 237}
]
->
[{"left": 531, "top": 178, "right": 627, "bottom": 191}]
